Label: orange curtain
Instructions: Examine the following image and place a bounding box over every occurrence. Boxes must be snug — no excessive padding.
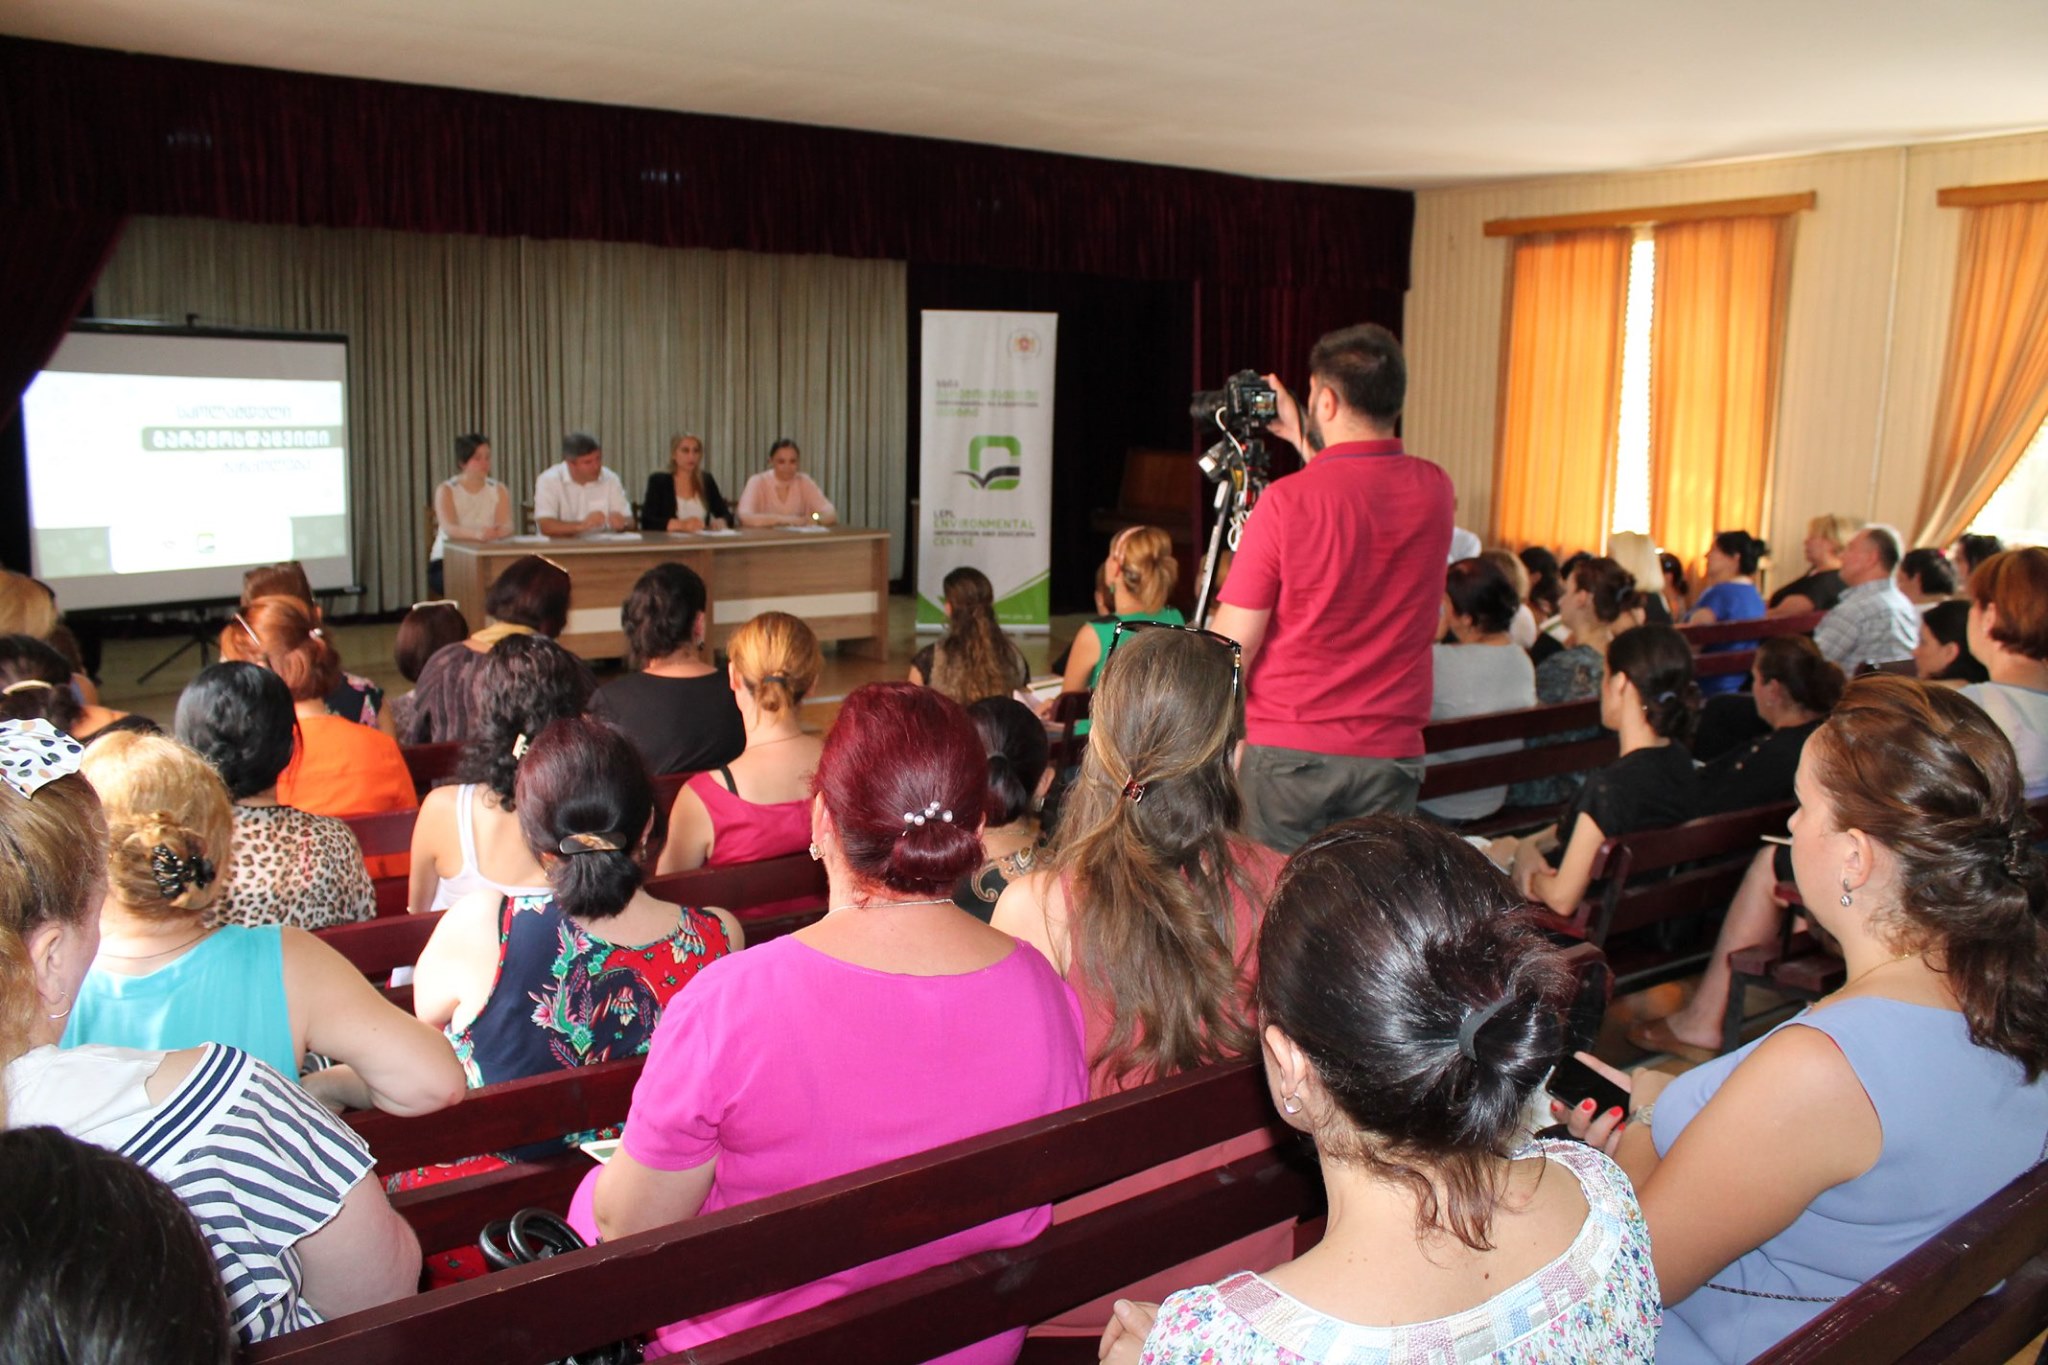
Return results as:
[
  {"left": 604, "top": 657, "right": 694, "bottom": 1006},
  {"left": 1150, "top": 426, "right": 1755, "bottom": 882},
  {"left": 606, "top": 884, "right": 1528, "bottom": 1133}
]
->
[
  {"left": 1915, "top": 200, "right": 2048, "bottom": 547},
  {"left": 1647, "top": 216, "right": 1789, "bottom": 576},
  {"left": 1492, "top": 229, "right": 1632, "bottom": 556}
]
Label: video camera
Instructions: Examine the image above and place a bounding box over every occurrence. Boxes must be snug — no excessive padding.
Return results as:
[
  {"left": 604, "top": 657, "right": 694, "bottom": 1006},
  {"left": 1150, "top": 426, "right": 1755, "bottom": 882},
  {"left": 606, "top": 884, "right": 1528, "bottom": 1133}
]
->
[{"left": 1190, "top": 370, "right": 1277, "bottom": 484}]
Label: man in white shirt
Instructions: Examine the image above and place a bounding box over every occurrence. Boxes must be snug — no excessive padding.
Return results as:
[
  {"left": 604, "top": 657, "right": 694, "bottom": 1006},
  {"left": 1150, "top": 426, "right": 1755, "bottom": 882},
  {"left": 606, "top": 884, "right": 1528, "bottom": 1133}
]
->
[
  {"left": 1814, "top": 524, "right": 1921, "bottom": 670},
  {"left": 535, "top": 432, "right": 632, "bottom": 537}
]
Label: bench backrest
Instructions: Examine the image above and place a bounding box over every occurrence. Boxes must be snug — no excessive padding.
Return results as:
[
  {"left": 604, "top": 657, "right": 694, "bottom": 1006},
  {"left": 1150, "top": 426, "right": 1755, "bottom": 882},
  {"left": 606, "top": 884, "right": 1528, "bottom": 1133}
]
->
[
  {"left": 347, "top": 1055, "right": 644, "bottom": 1176},
  {"left": 1678, "top": 611, "right": 1823, "bottom": 648},
  {"left": 399, "top": 741, "right": 462, "bottom": 796},
  {"left": 1750, "top": 1159, "right": 2048, "bottom": 1364},
  {"left": 1578, "top": 802, "right": 1796, "bottom": 944},
  {"left": 248, "top": 1059, "right": 1297, "bottom": 1365},
  {"left": 643, "top": 852, "right": 828, "bottom": 914}
]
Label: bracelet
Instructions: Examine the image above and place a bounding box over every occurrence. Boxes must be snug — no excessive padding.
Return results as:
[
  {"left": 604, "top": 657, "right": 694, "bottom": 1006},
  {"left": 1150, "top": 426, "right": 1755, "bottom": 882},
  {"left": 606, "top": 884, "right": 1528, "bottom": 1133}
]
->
[{"left": 1629, "top": 1100, "right": 1655, "bottom": 1129}]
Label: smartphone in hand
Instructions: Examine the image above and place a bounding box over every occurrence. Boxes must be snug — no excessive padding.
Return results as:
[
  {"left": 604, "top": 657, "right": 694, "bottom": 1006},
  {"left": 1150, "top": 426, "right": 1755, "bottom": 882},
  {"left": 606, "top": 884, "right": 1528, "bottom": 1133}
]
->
[{"left": 1547, "top": 1055, "right": 1631, "bottom": 1116}]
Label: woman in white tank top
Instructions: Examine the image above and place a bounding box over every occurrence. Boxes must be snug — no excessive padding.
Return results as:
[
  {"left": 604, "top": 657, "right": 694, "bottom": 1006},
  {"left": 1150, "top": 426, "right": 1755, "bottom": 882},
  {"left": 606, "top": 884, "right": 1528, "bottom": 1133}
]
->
[{"left": 429, "top": 435, "right": 514, "bottom": 588}]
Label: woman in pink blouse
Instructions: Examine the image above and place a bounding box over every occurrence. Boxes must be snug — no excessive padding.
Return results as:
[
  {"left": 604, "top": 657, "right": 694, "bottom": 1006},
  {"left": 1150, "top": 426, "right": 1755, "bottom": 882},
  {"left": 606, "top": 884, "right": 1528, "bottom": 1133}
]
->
[
  {"left": 572, "top": 682, "right": 1087, "bottom": 1362},
  {"left": 734, "top": 438, "right": 838, "bottom": 527}
]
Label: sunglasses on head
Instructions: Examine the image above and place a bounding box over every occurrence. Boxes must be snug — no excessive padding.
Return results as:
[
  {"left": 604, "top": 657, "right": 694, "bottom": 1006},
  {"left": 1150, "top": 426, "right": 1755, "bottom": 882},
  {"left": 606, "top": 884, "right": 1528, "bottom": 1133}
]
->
[{"left": 1105, "top": 618, "right": 1243, "bottom": 698}]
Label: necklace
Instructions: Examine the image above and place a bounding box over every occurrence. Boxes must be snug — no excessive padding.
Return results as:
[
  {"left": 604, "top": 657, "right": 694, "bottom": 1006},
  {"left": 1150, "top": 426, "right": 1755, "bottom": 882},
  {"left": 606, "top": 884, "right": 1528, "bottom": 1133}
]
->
[
  {"left": 98, "top": 927, "right": 214, "bottom": 961},
  {"left": 826, "top": 896, "right": 953, "bottom": 916},
  {"left": 1838, "top": 949, "right": 1920, "bottom": 995}
]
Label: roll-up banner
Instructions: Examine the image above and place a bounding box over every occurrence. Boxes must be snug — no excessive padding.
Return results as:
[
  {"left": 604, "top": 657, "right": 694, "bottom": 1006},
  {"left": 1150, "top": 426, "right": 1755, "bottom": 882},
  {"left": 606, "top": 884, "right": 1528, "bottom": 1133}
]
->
[{"left": 916, "top": 310, "right": 1057, "bottom": 633}]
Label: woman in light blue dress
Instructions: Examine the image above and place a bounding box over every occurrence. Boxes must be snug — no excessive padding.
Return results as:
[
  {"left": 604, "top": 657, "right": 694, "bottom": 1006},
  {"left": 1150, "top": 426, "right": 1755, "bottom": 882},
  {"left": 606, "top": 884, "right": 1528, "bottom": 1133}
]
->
[{"left": 1563, "top": 674, "right": 2048, "bottom": 1363}]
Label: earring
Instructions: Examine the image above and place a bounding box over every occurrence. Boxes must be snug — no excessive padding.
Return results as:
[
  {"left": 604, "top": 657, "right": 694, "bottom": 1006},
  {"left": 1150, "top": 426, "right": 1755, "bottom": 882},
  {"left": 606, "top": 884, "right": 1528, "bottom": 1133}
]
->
[
  {"left": 1281, "top": 1094, "right": 1301, "bottom": 1115},
  {"left": 808, "top": 841, "right": 822, "bottom": 862},
  {"left": 1839, "top": 877, "right": 1854, "bottom": 909},
  {"left": 46, "top": 992, "right": 72, "bottom": 1022}
]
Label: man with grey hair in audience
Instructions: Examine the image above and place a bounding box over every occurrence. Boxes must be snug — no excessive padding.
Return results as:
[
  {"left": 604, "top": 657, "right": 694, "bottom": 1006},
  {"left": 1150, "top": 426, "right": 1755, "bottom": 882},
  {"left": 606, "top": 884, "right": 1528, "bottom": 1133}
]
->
[{"left": 1814, "top": 524, "right": 1920, "bottom": 670}]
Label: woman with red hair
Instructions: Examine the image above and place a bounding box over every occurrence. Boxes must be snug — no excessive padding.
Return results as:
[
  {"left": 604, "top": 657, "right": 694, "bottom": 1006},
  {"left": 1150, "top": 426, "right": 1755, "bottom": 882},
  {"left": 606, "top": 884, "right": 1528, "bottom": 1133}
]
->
[{"left": 572, "top": 683, "right": 1086, "bottom": 1361}]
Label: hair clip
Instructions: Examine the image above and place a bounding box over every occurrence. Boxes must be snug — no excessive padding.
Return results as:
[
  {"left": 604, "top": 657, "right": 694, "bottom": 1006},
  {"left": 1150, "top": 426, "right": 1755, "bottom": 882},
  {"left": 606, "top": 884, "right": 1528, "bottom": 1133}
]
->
[
  {"left": 308, "top": 626, "right": 324, "bottom": 640},
  {"left": 900, "top": 801, "right": 953, "bottom": 831},
  {"left": 233, "top": 614, "right": 262, "bottom": 648},
  {"left": 512, "top": 733, "right": 531, "bottom": 760},
  {"left": 149, "top": 844, "right": 216, "bottom": 899},
  {"left": 0, "top": 679, "right": 57, "bottom": 695},
  {"left": 1456, "top": 996, "right": 1509, "bottom": 1062},
  {"left": 0, "top": 719, "right": 85, "bottom": 799},
  {"left": 1121, "top": 779, "right": 1147, "bottom": 803},
  {"left": 557, "top": 831, "right": 628, "bottom": 855}
]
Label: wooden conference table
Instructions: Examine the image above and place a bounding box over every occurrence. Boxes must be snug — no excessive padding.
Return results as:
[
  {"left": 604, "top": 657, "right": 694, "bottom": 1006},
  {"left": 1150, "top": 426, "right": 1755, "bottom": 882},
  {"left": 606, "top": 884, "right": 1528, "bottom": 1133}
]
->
[{"left": 442, "top": 527, "right": 891, "bottom": 662}]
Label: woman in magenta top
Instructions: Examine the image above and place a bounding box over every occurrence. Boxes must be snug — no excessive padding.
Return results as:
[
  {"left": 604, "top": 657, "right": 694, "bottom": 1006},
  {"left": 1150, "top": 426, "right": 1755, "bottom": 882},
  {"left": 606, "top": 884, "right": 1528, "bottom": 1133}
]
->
[
  {"left": 657, "top": 611, "right": 821, "bottom": 873},
  {"left": 573, "top": 683, "right": 1088, "bottom": 1361}
]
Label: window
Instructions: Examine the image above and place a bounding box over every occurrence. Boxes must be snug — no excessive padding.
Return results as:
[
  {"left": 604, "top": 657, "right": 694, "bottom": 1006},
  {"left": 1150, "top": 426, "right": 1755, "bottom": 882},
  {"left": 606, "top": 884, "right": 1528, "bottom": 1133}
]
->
[
  {"left": 1966, "top": 418, "right": 2048, "bottom": 547},
  {"left": 1608, "top": 231, "right": 1656, "bottom": 538}
]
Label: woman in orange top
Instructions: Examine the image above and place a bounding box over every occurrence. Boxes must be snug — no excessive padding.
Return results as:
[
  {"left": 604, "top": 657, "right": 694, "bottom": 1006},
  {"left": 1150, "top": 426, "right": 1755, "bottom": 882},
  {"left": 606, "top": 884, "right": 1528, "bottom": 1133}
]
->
[{"left": 220, "top": 597, "right": 416, "bottom": 874}]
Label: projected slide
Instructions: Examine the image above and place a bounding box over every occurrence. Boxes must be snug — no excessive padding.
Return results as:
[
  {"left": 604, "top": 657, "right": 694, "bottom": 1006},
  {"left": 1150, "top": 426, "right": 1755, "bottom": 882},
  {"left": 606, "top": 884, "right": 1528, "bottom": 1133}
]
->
[{"left": 22, "top": 329, "right": 354, "bottom": 612}]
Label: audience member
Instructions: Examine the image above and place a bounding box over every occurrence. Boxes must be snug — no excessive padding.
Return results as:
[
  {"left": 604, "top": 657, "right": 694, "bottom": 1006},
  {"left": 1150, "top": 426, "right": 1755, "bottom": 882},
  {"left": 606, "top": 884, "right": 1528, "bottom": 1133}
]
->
[
  {"left": 1493, "top": 625, "right": 1702, "bottom": 916},
  {"left": 63, "top": 731, "right": 464, "bottom": 1115},
  {"left": 573, "top": 683, "right": 1086, "bottom": 1361},
  {"left": 0, "top": 721, "right": 421, "bottom": 1341},
  {"left": 735, "top": 438, "right": 837, "bottom": 527},
  {"left": 640, "top": 432, "right": 733, "bottom": 531},
  {"left": 1481, "top": 546, "right": 1541, "bottom": 646},
  {"left": 1963, "top": 547, "right": 2048, "bottom": 798},
  {"left": 1915, "top": 598, "right": 1989, "bottom": 684},
  {"left": 911, "top": 566, "right": 1030, "bottom": 705},
  {"left": 0, "top": 634, "right": 144, "bottom": 742},
  {"left": 1210, "top": 323, "right": 1455, "bottom": 848},
  {"left": 428, "top": 433, "right": 513, "bottom": 595},
  {"left": 1418, "top": 558, "right": 1537, "bottom": 823},
  {"left": 1659, "top": 550, "right": 1691, "bottom": 622},
  {"left": 1696, "top": 637, "right": 1844, "bottom": 816},
  {"left": 953, "top": 697, "right": 1051, "bottom": 923},
  {"left": 657, "top": 612, "right": 823, "bottom": 873},
  {"left": 0, "top": 1126, "right": 234, "bottom": 1365},
  {"left": 1814, "top": 525, "right": 1922, "bottom": 671},
  {"left": 1768, "top": 513, "right": 1862, "bottom": 616},
  {"left": 1566, "top": 676, "right": 2048, "bottom": 1363},
  {"left": 219, "top": 596, "right": 416, "bottom": 826},
  {"left": 240, "top": 562, "right": 389, "bottom": 731},
  {"left": 1106, "top": 818, "right": 1657, "bottom": 1365},
  {"left": 1900, "top": 545, "right": 1958, "bottom": 608},
  {"left": 1607, "top": 531, "right": 1673, "bottom": 626},
  {"left": 0, "top": 571, "right": 100, "bottom": 703},
  {"left": 408, "top": 635, "right": 595, "bottom": 914},
  {"left": 994, "top": 624, "right": 1289, "bottom": 1331},
  {"left": 174, "top": 663, "right": 374, "bottom": 930},
  {"left": 1507, "top": 556, "right": 1638, "bottom": 809},
  {"left": 1685, "top": 531, "right": 1768, "bottom": 697},
  {"left": 401, "top": 554, "right": 572, "bottom": 744},
  {"left": 386, "top": 600, "right": 469, "bottom": 740},
  {"left": 1049, "top": 525, "right": 1182, "bottom": 703},
  {"left": 412, "top": 717, "right": 739, "bottom": 1111},
  {"left": 1519, "top": 544, "right": 1564, "bottom": 623},
  {"left": 589, "top": 563, "right": 743, "bottom": 776},
  {"left": 535, "top": 431, "right": 631, "bottom": 538},
  {"left": 1953, "top": 532, "right": 2006, "bottom": 582}
]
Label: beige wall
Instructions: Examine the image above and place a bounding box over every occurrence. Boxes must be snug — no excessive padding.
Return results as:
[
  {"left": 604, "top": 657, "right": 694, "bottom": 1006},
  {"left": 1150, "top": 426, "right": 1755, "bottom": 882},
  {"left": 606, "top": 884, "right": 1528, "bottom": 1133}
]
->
[{"left": 1405, "top": 130, "right": 2048, "bottom": 581}]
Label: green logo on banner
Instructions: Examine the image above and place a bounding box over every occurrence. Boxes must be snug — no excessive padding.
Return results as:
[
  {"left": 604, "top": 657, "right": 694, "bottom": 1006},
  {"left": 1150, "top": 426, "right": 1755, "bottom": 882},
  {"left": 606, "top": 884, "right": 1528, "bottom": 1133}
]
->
[{"left": 958, "top": 435, "right": 1021, "bottom": 491}]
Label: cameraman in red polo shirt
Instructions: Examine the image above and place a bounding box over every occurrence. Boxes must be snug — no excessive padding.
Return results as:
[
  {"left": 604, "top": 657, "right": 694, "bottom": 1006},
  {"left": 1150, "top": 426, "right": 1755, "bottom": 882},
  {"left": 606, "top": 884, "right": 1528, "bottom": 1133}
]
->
[{"left": 1209, "top": 324, "right": 1455, "bottom": 852}]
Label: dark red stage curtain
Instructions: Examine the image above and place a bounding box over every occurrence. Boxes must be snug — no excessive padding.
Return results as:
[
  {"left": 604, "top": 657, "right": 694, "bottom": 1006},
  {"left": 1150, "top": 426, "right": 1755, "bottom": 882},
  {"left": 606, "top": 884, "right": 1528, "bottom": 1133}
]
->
[
  {"left": 0, "top": 203, "right": 123, "bottom": 423},
  {"left": 0, "top": 38, "right": 1408, "bottom": 294}
]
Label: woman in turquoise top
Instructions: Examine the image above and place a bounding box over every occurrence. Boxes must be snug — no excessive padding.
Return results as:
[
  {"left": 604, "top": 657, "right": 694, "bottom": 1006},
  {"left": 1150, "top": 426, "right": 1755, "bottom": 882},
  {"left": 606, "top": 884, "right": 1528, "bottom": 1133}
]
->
[
  {"left": 1561, "top": 675, "right": 2048, "bottom": 1363},
  {"left": 1046, "top": 525, "right": 1184, "bottom": 730},
  {"left": 63, "top": 731, "right": 464, "bottom": 1117}
]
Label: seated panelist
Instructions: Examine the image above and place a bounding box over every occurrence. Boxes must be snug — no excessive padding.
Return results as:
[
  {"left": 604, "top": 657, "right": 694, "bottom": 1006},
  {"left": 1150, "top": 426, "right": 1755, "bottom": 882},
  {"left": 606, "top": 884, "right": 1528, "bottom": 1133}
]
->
[
  {"left": 736, "top": 438, "right": 837, "bottom": 527},
  {"left": 535, "top": 431, "right": 632, "bottom": 537},
  {"left": 640, "top": 432, "right": 733, "bottom": 532}
]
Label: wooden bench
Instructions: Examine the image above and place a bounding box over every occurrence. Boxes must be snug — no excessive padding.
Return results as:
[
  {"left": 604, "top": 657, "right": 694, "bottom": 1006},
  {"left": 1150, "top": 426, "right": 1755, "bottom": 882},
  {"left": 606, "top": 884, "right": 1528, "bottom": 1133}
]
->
[
  {"left": 1562, "top": 802, "right": 1797, "bottom": 996},
  {"left": 1419, "top": 698, "right": 1610, "bottom": 836},
  {"left": 340, "top": 809, "right": 417, "bottom": 917},
  {"left": 399, "top": 741, "right": 462, "bottom": 796},
  {"left": 250, "top": 1059, "right": 1315, "bottom": 1365},
  {"left": 1678, "top": 611, "right": 1824, "bottom": 648},
  {"left": 1750, "top": 1159, "right": 2048, "bottom": 1364}
]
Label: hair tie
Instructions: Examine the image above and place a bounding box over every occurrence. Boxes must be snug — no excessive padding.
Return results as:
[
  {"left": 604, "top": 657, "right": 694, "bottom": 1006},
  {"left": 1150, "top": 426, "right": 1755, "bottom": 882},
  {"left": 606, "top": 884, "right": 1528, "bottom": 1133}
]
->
[
  {"left": 899, "top": 800, "right": 954, "bottom": 834},
  {"left": 1121, "top": 779, "right": 1148, "bottom": 803},
  {"left": 1456, "top": 996, "right": 1509, "bottom": 1062},
  {"left": 557, "top": 831, "right": 630, "bottom": 855},
  {"left": 1, "top": 679, "right": 57, "bottom": 695},
  {"left": 148, "top": 844, "right": 216, "bottom": 899},
  {"left": 0, "top": 718, "right": 84, "bottom": 798},
  {"left": 512, "top": 732, "right": 531, "bottom": 760},
  {"left": 759, "top": 674, "right": 788, "bottom": 687},
  {"left": 309, "top": 626, "right": 324, "bottom": 640},
  {"left": 1653, "top": 690, "right": 1678, "bottom": 705}
]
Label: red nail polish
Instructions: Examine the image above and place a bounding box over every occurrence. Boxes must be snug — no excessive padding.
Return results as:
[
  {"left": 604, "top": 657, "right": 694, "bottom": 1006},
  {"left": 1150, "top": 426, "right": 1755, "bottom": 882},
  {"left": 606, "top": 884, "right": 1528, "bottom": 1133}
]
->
[
  {"left": 1606, "top": 1107, "right": 1624, "bottom": 1121},
  {"left": 1580, "top": 1099, "right": 1596, "bottom": 1111}
]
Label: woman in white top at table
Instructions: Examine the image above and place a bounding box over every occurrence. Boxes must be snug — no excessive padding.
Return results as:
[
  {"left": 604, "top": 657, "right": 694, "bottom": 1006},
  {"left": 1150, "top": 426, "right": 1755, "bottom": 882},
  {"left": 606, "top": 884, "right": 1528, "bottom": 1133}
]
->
[
  {"left": 735, "top": 439, "right": 837, "bottom": 528},
  {"left": 429, "top": 434, "right": 513, "bottom": 593}
]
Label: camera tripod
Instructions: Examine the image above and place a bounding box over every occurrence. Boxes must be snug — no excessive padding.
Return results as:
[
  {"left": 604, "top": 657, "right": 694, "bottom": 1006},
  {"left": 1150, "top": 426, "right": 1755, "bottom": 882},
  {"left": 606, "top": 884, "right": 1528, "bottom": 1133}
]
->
[{"left": 1192, "top": 434, "right": 1265, "bottom": 629}]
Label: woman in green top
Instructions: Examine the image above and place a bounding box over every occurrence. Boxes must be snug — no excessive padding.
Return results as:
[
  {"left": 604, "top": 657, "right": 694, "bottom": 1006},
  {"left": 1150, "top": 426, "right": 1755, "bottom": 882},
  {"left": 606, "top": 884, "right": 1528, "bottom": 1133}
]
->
[{"left": 1047, "top": 526, "right": 1184, "bottom": 713}]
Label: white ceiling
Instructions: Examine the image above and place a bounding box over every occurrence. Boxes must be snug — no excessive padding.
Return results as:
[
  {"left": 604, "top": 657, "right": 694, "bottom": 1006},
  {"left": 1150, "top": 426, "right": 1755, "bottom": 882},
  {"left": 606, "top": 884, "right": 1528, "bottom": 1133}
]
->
[{"left": 8, "top": 0, "right": 2048, "bottom": 187}]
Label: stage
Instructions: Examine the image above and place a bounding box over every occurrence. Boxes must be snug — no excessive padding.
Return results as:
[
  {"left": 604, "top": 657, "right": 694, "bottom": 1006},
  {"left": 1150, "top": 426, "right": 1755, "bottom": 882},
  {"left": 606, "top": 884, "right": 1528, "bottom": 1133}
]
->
[{"left": 442, "top": 527, "right": 892, "bottom": 662}]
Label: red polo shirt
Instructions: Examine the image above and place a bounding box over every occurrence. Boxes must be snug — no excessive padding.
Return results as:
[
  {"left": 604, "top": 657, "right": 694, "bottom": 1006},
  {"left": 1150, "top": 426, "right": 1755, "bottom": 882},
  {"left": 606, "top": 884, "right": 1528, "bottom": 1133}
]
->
[{"left": 1218, "top": 439, "right": 1454, "bottom": 759}]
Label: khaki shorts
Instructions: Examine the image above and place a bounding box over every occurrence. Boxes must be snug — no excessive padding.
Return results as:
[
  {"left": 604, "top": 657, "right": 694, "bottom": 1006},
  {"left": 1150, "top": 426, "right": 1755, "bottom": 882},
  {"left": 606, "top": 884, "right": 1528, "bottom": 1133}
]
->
[{"left": 1238, "top": 743, "right": 1424, "bottom": 854}]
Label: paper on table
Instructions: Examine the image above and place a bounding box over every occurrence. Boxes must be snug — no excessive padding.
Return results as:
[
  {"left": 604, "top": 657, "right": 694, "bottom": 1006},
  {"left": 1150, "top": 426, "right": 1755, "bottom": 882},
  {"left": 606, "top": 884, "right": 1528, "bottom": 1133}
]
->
[
  {"left": 696, "top": 527, "right": 741, "bottom": 537},
  {"left": 788, "top": 524, "right": 832, "bottom": 534}
]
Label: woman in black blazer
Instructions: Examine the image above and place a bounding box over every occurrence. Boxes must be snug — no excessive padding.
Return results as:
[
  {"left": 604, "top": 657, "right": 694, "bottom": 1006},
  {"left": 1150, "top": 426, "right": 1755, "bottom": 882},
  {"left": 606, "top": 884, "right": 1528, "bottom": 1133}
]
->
[{"left": 640, "top": 433, "right": 734, "bottom": 531}]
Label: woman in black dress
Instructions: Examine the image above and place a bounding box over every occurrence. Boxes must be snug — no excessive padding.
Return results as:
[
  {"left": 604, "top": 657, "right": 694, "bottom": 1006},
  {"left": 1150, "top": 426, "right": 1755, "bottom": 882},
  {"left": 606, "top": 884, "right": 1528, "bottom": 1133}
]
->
[{"left": 640, "top": 433, "right": 733, "bottom": 531}]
